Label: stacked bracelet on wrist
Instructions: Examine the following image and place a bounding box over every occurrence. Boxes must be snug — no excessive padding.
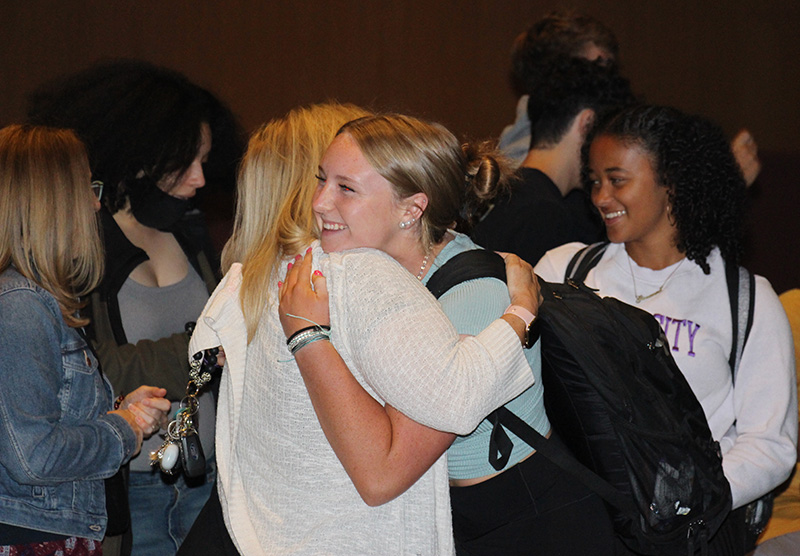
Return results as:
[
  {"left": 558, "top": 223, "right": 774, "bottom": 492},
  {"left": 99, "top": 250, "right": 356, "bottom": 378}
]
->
[{"left": 286, "top": 325, "right": 331, "bottom": 355}]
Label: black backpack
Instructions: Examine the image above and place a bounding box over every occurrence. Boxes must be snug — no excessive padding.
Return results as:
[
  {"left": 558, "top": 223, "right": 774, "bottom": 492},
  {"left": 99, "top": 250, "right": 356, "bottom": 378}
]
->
[
  {"left": 567, "top": 243, "right": 771, "bottom": 548},
  {"left": 426, "top": 248, "right": 733, "bottom": 556}
]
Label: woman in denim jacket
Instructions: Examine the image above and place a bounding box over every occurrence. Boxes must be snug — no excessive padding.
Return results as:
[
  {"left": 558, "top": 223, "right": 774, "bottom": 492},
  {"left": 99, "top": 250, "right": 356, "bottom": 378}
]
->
[{"left": 0, "top": 125, "right": 169, "bottom": 555}]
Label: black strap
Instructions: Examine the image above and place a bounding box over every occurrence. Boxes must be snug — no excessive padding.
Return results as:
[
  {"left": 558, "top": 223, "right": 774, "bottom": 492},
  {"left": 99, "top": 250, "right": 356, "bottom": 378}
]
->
[
  {"left": 566, "top": 246, "right": 756, "bottom": 380},
  {"left": 567, "top": 246, "right": 756, "bottom": 378},
  {"left": 565, "top": 242, "right": 609, "bottom": 283},
  {"left": 491, "top": 407, "right": 636, "bottom": 514},
  {"left": 487, "top": 411, "right": 514, "bottom": 471},
  {"left": 425, "top": 249, "right": 518, "bottom": 472},
  {"left": 426, "top": 247, "right": 637, "bottom": 517},
  {"left": 426, "top": 247, "right": 636, "bottom": 516},
  {"left": 725, "top": 261, "right": 771, "bottom": 536},
  {"left": 425, "top": 249, "right": 506, "bottom": 299},
  {"left": 725, "top": 261, "right": 755, "bottom": 384}
]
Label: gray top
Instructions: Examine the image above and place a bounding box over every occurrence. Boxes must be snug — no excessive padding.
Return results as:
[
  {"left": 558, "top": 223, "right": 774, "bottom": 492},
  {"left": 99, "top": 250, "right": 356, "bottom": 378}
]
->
[{"left": 118, "top": 265, "right": 214, "bottom": 472}]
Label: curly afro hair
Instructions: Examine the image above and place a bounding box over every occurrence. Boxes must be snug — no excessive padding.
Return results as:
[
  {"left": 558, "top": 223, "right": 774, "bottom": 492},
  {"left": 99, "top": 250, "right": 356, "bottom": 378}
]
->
[
  {"left": 26, "top": 59, "right": 243, "bottom": 213},
  {"left": 585, "top": 105, "right": 745, "bottom": 273}
]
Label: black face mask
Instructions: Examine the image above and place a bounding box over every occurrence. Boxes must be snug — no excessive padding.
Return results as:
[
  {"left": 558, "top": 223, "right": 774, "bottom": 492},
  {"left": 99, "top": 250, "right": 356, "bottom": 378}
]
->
[{"left": 128, "top": 177, "right": 190, "bottom": 231}]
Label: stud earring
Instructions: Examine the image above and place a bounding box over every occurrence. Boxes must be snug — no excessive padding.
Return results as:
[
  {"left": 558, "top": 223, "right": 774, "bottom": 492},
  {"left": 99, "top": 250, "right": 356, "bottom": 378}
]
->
[
  {"left": 399, "top": 217, "right": 416, "bottom": 229},
  {"left": 667, "top": 204, "right": 676, "bottom": 226}
]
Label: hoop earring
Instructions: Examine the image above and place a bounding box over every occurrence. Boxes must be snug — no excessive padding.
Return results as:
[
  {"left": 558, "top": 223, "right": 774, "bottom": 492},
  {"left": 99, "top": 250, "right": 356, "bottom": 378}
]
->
[{"left": 399, "top": 217, "right": 416, "bottom": 229}]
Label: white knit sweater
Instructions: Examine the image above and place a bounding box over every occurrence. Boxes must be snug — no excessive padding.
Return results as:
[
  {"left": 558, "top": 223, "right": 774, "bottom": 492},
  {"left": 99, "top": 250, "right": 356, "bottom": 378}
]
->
[{"left": 190, "top": 244, "right": 534, "bottom": 555}]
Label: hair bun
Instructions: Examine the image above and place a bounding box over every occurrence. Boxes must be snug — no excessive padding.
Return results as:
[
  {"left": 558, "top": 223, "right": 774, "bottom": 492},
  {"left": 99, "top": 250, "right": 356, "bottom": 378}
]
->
[{"left": 459, "top": 141, "right": 512, "bottom": 231}]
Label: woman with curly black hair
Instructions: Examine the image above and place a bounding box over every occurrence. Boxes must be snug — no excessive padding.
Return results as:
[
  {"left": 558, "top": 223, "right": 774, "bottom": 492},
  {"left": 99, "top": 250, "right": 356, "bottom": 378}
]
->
[
  {"left": 535, "top": 105, "right": 797, "bottom": 555},
  {"left": 27, "top": 60, "right": 244, "bottom": 556}
]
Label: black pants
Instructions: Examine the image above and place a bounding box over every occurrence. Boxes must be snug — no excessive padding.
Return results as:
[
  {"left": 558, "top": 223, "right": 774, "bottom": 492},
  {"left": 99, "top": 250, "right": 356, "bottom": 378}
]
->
[
  {"left": 177, "top": 483, "right": 240, "bottom": 556},
  {"left": 450, "top": 433, "right": 616, "bottom": 556}
]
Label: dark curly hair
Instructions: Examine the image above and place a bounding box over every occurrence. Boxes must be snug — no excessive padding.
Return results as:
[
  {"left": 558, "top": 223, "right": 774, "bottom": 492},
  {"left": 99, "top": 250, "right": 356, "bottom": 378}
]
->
[
  {"left": 26, "top": 59, "right": 243, "bottom": 213},
  {"left": 511, "top": 10, "right": 619, "bottom": 97},
  {"left": 585, "top": 105, "right": 745, "bottom": 273},
  {"left": 527, "top": 55, "right": 636, "bottom": 149}
]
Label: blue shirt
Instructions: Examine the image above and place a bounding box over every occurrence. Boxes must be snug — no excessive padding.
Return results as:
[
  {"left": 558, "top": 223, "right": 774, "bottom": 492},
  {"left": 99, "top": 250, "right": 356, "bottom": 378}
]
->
[{"left": 422, "top": 233, "right": 549, "bottom": 479}]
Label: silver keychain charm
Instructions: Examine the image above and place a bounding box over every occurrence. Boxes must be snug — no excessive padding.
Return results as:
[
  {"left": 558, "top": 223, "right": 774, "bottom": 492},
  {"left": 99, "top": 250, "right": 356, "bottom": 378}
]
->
[{"left": 151, "top": 419, "right": 182, "bottom": 473}]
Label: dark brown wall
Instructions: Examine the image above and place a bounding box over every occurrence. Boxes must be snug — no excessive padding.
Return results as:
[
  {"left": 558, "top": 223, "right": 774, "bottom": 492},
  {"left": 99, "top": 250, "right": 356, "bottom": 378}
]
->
[{"left": 2, "top": 0, "right": 798, "bottom": 289}]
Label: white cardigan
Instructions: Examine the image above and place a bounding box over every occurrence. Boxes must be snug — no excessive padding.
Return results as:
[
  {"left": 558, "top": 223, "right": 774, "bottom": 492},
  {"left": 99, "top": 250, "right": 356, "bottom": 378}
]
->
[{"left": 190, "top": 244, "right": 534, "bottom": 555}]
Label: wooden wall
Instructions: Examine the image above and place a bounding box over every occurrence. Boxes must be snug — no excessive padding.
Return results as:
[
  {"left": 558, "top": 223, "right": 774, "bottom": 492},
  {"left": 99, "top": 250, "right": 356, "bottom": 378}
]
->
[{"left": 1, "top": 0, "right": 798, "bottom": 289}]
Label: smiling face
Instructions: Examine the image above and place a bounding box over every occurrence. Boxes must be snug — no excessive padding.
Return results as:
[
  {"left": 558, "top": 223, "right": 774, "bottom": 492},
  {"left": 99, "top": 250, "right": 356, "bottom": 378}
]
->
[
  {"left": 313, "top": 133, "right": 411, "bottom": 255},
  {"left": 159, "top": 122, "right": 212, "bottom": 200},
  {"left": 589, "top": 134, "right": 675, "bottom": 251}
]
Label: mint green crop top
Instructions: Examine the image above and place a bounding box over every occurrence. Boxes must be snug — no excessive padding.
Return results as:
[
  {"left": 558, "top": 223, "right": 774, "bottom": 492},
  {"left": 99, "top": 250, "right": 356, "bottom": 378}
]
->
[{"left": 422, "top": 232, "right": 550, "bottom": 480}]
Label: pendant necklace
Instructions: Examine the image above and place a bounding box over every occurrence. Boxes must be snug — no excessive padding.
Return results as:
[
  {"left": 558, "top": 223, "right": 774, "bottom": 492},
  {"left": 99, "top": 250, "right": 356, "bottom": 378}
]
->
[{"left": 627, "top": 254, "right": 685, "bottom": 304}]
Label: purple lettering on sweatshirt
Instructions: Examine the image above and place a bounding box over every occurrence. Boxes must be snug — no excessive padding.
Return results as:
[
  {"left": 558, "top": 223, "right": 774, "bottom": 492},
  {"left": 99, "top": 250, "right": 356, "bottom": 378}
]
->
[
  {"left": 671, "top": 319, "right": 685, "bottom": 352},
  {"left": 654, "top": 314, "right": 699, "bottom": 357},
  {"left": 685, "top": 320, "right": 700, "bottom": 357}
]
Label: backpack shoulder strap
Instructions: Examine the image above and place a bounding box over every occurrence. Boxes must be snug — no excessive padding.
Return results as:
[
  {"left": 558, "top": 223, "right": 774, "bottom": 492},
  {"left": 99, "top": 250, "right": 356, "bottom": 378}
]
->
[
  {"left": 565, "top": 242, "right": 609, "bottom": 283},
  {"left": 430, "top": 247, "right": 636, "bottom": 518},
  {"left": 425, "top": 249, "right": 506, "bottom": 299},
  {"left": 492, "top": 407, "right": 636, "bottom": 515},
  {"left": 725, "top": 260, "right": 756, "bottom": 383}
]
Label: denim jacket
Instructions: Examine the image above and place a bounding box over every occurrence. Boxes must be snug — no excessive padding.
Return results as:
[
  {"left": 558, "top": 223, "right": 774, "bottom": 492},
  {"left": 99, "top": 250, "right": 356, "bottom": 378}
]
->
[{"left": 0, "top": 267, "right": 138, "bottom": 540}]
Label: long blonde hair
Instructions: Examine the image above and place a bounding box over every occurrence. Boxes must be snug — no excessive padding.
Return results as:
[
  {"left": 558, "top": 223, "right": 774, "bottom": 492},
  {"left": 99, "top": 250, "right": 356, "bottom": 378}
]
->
[
  {"left": 222, "top": 102, "right": 370, "bottom": 342},
  {"left": 0, "top": 124, "right": 103, "bottom": 327}
]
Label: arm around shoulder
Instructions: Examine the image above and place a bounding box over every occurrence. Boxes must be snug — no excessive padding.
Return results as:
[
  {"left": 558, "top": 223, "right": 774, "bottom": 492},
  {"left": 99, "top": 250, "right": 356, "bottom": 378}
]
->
[{"left": 330, "top": 249, "right": 533, "bottom": 435}]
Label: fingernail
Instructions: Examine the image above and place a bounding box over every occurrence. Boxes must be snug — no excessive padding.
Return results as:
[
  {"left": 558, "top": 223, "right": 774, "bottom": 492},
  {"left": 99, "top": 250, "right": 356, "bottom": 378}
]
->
[
  {"left": 278, "top": 281, "right": 283, "bottom": 288},
  {"left": 313, "top": 270, "right": 322, "bottom": 277},
  {"left": 287, "top": 263, "right": 293, "bottom": 270},
  {"left": 295, "top": 254, "right": 302, "bottom": 261},
  {"left": 306, "top": 247, "right": 312, "bottom": 254}
]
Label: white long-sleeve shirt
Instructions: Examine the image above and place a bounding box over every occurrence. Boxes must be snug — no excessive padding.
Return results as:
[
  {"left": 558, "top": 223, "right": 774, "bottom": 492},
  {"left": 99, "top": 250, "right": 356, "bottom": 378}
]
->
[
  {"left": 535, "top": 242, "right": 798, "bottom": 509},
  {"left": 190, "top": 243, "right": 535, "bottom": 555}
]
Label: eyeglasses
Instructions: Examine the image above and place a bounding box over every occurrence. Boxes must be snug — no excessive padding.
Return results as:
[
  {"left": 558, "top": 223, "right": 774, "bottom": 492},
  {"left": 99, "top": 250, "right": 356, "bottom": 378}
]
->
[{"left": 91, "top": 180, "right": 104, "bottom": 202}]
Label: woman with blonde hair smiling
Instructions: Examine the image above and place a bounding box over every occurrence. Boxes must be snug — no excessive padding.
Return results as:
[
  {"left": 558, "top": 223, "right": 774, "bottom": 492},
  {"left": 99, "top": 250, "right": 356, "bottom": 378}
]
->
[
  {"left": 279, "top": 113, "right": 614, "bottom": 555},
  {"left": 0, "top": 124, "right": 169, "bottom": 555},
  {"left": 186, "top": 103, "right": 542, "bottom": 555}
]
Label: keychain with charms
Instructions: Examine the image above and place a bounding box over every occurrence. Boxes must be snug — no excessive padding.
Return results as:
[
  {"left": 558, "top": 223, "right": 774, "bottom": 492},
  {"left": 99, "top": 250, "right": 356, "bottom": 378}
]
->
[{"left": 151, "top": 322, "right": 221, "bottom": 478}]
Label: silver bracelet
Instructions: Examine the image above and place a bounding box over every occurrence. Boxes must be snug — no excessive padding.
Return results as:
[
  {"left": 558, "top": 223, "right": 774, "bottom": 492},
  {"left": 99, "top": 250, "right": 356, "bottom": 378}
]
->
[
  {"left": 290, "top": 332, "right": 331, "bottom": 355},
  {"left": 287, "top": 327, "right": 331, "bottom": 355}
]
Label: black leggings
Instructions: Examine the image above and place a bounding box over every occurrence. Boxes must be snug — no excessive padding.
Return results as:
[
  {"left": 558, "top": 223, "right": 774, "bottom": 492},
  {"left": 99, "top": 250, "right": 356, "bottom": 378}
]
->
[{"left": 450, "top": 433, "right": 616, "bottom": 556}]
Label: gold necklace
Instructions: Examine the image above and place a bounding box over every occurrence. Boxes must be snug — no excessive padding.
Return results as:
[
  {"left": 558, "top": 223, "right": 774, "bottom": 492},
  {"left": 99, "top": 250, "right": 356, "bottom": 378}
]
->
[{"left": 627, "top": 254, "right": 685, "bottom": 303}]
